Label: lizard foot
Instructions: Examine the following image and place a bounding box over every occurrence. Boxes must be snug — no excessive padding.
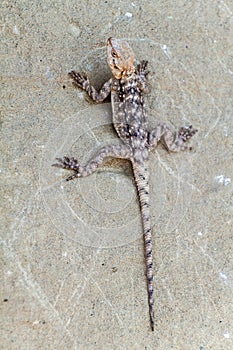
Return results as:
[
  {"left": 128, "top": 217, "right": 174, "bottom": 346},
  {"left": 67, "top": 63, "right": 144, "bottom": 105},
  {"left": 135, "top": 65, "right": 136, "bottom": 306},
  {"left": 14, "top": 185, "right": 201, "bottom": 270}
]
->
[
  {"left": 177, "top": 125, "right": 198, "bottom": 150},
  {"left": 137, "top": 60, "right": 149, "bottom": 76},
  {"left": 68, "top": 71, "right": 89, "bottom": 89},
  {"left": 178, "top": 125, "right": 198, "bottom": 141},
  {"left": 52, "top": 157, "right": 80, "bottom": 181}
]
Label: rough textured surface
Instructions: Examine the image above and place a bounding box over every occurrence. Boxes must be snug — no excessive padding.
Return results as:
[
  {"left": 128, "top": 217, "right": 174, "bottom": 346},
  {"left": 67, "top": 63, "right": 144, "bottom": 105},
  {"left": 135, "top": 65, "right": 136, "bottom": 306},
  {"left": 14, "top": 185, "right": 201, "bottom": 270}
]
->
[{"left": 1, "top": 1, "right": 232, "bottom": 349}]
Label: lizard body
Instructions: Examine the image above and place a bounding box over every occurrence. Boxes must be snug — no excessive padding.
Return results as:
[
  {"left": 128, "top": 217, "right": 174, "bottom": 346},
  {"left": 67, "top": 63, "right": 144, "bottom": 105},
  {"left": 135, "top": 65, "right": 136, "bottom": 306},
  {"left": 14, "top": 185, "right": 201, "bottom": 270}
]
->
[{"left": 53, "top": 38, "right": 197, "bottom": 331}]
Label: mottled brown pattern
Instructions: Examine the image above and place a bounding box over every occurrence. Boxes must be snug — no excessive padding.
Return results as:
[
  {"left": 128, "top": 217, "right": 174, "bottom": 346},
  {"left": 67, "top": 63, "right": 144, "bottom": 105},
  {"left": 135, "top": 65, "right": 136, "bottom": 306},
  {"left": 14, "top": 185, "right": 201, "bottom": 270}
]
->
[{"left": 53, "top": 38, "right": 198, "bottom": 331}]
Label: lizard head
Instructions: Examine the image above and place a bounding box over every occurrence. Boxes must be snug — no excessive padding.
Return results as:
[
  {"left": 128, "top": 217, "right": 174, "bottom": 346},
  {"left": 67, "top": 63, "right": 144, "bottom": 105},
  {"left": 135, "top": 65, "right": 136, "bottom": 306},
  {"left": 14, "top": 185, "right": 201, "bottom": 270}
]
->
[{"left": 107, "top": 37, "right": 135, "bottom": 79}]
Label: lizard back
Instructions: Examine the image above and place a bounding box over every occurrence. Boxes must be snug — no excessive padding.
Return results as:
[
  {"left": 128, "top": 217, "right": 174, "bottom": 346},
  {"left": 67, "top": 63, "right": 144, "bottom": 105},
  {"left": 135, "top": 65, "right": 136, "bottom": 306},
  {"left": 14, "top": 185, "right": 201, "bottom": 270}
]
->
[{"left": 111, "top": 73, "right": 149, "bottom": 164}]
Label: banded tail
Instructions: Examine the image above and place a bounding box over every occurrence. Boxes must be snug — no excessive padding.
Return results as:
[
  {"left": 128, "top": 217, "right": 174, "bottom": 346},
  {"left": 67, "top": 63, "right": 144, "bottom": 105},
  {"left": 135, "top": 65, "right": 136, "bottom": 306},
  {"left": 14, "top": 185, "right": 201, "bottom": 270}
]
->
[{"left": 133, "top": 163, "right": 154, "bottom": 331}]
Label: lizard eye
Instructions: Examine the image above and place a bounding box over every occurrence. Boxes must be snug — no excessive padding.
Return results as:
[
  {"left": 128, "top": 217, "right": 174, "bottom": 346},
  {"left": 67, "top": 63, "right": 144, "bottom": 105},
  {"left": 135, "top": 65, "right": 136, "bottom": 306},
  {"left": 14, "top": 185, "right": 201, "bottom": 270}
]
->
[{"left": 111, "top": 51, "right": 117, "bottom": 58}]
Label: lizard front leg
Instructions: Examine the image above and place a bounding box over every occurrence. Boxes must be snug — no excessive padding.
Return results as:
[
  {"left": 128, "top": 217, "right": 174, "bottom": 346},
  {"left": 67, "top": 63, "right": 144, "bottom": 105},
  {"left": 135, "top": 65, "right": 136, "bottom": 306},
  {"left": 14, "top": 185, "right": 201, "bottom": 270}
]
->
[
  {"left": 148, "top": 123, "right": 198, "bottom": 152},
  {"left": 53, "top": 144, "right": 132, "bottom": 181},
  {"left": 136, "top": 60, "right": 150, "bottom": 93},
  {"left": 69, "top": 71, "right": 112, "bottom": 102}
]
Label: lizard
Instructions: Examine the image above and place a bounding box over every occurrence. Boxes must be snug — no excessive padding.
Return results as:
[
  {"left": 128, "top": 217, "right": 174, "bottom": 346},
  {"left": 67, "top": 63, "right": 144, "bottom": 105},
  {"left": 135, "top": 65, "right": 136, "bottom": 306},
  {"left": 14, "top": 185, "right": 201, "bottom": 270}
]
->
[{"left": 53, "top": 37, "right": 198, "bottom": 331}]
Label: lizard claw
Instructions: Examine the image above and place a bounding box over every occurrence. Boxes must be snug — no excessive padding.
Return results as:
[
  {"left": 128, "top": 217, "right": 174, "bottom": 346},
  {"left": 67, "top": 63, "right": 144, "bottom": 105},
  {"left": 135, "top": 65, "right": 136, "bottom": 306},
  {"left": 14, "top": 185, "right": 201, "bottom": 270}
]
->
[
  {"left": 52, "top": 156, "right": 80, "bottom": 171},
  {"left": 137, "top": 60, "right": 149, "bottom": 76},
  {"left": 178, "top": 125, "right": 198, "bottom": 142},
  {"left": 68, "top": 70, "right": 89, "bottom": 89}
]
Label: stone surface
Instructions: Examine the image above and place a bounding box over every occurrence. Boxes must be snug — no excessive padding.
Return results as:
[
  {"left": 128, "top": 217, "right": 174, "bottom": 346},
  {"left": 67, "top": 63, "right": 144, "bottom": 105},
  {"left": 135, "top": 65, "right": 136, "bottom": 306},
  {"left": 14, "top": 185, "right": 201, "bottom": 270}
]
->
[{"left": 1, "top": 1, "right": 232, "bottom": 349}]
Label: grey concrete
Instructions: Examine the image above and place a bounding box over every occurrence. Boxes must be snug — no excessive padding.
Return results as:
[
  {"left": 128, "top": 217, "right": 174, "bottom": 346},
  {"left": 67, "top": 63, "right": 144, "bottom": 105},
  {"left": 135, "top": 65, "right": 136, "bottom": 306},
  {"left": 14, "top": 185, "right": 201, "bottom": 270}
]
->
[{"left": 1, "top": 1, "right": 232, "bottom": 349}]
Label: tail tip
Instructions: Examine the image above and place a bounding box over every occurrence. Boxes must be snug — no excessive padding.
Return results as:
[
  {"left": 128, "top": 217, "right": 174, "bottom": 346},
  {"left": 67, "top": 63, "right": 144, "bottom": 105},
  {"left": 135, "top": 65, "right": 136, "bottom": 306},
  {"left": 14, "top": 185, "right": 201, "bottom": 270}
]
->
[{"left": 150, "top": 313, "right": 154, "bottom": 331}]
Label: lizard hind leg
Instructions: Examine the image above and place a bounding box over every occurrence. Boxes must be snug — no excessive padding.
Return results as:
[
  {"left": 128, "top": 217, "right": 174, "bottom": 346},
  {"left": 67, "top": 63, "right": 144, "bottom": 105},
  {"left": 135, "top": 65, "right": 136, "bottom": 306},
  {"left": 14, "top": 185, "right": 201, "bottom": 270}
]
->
[
  {"left": 148, "top": 123, "right": 198, "bottom": 152},
  {"left": 52, "top": 144, "right": 132, "bottom": 181}
]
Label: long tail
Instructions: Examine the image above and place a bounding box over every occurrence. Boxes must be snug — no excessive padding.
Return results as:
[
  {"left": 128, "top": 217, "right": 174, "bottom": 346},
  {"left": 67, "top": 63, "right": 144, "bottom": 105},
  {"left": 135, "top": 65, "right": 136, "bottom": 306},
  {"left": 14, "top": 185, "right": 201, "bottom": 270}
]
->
[{"left": 133, "top": 163, "right": 154, "bottom": 331}]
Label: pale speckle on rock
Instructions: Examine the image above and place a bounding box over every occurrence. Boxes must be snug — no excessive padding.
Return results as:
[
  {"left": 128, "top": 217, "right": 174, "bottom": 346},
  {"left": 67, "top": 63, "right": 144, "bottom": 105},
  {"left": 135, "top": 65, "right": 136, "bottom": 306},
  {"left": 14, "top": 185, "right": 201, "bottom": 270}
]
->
[
  {"left": 68, "top": 23, "right": 81, "bottom": 38},
  {"left": 215, "top": 174, "right": 231, "bottom": 186},
  {"left": 125, "top": 12, "right": 133, "bottom": 20},
  {"left": 223, "top": 332, "right": 230, "bottom": 339},
  {"left": 13, "top": 25, "right": 20, "bottom": 35}
]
